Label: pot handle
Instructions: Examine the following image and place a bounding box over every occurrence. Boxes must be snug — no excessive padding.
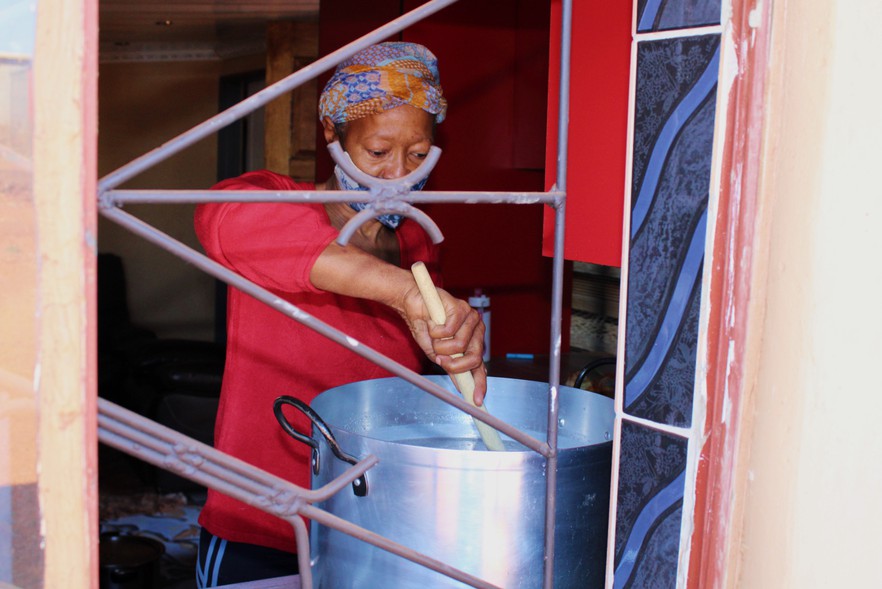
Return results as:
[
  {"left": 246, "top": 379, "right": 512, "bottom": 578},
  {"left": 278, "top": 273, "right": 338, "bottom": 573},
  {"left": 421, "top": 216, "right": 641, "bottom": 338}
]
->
[
  {"left": 573, "top": 357, "right": 617, "bottom": 399},
  {"left": 273, "top": 395, "right": 368, "bottom": 497}
]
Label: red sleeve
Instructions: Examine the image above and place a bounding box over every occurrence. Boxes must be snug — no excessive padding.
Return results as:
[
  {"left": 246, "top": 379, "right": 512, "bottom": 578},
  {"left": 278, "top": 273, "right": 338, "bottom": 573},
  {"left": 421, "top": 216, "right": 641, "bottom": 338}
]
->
[{"left": 194, "top": 171, "right": 335, "bottom": 294}]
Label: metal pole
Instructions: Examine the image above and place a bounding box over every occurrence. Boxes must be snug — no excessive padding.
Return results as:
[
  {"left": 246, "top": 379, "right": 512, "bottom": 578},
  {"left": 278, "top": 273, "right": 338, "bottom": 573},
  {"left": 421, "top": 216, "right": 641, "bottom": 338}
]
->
[
  {"left": 287, "top": 517, "right": 314, "bottom": 589},
  {"left": 103, "top": 188, "right": 561, "bottom": 205},
  {"left": 543, "top": 0, "right": 574, "bottom": 586},
  {"left": 299, "top": 504, "right": 501, "bottom": 589}
]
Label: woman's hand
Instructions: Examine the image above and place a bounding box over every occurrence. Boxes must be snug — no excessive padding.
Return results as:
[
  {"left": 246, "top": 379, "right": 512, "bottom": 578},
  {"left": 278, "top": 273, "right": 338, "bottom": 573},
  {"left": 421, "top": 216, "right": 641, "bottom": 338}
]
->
[
  {"left": 399, "top": 283, "right": 489, "bottom": 405},
  {"left": 311, "top": 243, "right": 488, "bottom": 403}
]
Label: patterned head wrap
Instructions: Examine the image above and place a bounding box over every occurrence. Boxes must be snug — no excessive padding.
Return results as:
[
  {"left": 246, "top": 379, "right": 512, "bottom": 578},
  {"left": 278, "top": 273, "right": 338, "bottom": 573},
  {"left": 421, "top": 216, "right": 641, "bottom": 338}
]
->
[{"left": 319, "top": 42, "right": 447, "bottom": 125}]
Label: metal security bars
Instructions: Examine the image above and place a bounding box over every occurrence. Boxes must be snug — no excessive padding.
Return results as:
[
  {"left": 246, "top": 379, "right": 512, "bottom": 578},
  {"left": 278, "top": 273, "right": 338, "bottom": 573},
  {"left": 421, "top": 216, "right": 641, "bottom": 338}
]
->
[{"left": 96, "top": 1, "right": 575, "bottom": 587}]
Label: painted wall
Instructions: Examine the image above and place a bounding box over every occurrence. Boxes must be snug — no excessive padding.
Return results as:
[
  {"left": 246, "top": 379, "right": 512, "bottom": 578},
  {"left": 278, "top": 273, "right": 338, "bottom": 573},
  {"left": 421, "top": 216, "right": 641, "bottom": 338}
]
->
[
  {"left": 737, "top": 1, "right": 882, "bottom": 587},
  {"left": 98, "top": 58, "right": 259, "bottom": 341},
  {"left": 1, "top": 4, "right": 44, "bottom": 585}
]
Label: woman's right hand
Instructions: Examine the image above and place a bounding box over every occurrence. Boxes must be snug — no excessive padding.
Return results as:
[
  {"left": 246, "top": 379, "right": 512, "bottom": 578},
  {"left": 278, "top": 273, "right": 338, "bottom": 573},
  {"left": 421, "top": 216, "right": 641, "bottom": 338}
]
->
[
  {"left": 310, "top": 243, "right": 488, "bottom": 403},
  {"left": 398, "top": 283, "right": 488, "bottom": 405}
]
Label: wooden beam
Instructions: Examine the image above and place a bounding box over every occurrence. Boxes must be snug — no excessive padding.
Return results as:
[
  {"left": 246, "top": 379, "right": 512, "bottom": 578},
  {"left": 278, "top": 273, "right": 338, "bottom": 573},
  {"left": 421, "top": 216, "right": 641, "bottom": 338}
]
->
[
  {"left": 33, "top": 0, "right": 99, "bottom": 585},
  {"left": 265, "top": 20, "right": 318, "bottom": 181}
]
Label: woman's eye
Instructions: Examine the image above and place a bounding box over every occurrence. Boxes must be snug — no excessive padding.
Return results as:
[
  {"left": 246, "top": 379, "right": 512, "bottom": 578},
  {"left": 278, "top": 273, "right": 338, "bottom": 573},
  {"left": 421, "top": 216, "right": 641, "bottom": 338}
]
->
[
  {"left": 368, "top": 150, "right": 386, "bottom": 158},
  {"left": 411, "top": 152, "right": 428, "bottom": 160}
]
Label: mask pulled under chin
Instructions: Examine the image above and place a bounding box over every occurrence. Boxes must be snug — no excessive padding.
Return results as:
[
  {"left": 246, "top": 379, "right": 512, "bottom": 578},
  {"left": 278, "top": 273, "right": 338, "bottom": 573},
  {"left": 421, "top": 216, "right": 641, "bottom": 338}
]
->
[{"left": 334, "top": 165, "right": 429, "bottom": 230}]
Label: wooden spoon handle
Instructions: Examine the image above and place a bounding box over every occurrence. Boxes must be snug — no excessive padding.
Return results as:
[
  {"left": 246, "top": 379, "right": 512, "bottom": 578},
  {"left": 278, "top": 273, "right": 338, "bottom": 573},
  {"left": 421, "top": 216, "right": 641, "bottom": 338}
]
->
[{"left": 411, "top": 262, "right": 504, "bottom": 451}]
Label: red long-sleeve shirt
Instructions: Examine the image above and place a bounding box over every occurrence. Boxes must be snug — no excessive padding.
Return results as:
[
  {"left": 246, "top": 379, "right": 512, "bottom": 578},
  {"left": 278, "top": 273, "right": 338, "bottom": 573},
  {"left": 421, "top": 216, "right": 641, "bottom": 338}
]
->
[{"left": 194, "top": 170, "right": 439, "bottom": 552}]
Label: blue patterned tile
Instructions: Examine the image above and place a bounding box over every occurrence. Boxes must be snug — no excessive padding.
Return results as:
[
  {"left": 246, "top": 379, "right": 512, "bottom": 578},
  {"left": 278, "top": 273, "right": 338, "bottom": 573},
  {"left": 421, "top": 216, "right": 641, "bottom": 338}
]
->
[
  {"left": 636, "top": 0, "right": 721, "bottom": 33},
  {"left": 629, "top": 35, "right": 719, "bottom": 240},
  {"left": 626, "top": 271, "right": 702, "bottom": 425},
  {"left": 624, "top": 34, "right": 719, "bottom": 427},
  {"left": 613, "top": 421, "right": 687, "bottom": 589}
]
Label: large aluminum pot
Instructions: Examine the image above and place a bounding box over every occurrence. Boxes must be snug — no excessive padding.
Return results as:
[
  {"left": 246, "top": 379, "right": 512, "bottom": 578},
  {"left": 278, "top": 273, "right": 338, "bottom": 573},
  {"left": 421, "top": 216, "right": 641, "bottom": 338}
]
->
[{"left": 279, "top": 375, "right": 614, "bottom": 589}]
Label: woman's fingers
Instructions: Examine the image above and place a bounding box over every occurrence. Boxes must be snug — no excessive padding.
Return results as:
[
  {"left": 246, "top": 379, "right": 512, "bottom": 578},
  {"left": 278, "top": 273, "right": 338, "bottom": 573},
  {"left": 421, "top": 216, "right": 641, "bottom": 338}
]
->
[
  {"left": 401, "top": 282, "right": 489, "bottom": 403},
  {"left": 430, "top": 305, "right": 482, "bottom": 356},
  {"left": 471, "top": 365, "right": 488, "bottom": 406},
  {"left": 429, "top": 295, "right": 489, "bottom": 404},
  {"left": 407, "top": 318, "right": 436, "bottom": 361},
  {"left": 436, "top": 355, "right": 488, "bottom": 405}
]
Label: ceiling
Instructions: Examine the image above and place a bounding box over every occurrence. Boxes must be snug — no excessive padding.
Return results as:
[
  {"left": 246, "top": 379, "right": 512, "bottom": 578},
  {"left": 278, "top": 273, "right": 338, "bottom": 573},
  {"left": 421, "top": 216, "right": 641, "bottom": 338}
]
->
[{"left": 99, "top": 0, "right": 320, "bottom": 61}]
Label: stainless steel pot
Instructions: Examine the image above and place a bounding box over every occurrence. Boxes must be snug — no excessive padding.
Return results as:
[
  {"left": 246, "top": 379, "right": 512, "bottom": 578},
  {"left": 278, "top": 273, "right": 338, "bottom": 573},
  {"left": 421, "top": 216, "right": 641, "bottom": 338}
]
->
[{"left": 276, "top": 375, "right": 614, "bottom": 589}]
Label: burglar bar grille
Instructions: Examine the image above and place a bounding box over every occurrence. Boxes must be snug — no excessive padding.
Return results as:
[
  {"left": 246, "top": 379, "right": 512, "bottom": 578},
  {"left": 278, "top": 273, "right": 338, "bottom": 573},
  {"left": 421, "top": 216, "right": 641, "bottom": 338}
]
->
[{"left": 95, "top": 1, "right": 575, "bottom": 587}]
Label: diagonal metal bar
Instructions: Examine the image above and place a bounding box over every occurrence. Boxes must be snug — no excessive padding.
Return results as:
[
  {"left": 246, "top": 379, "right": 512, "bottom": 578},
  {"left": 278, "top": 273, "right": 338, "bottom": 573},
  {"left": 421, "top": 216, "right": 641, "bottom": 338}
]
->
[
  {"left": 98, "top": 398, "right": 501, "bottom": 589},
  {"left": 99, "top": 398, "right": 377, "bottom": 507},
  {"left": 98, "top": 205, "right": 548, "bottom": 457},
  {"left": 298, "top": 503, "right": 500, "bottom": 589}
]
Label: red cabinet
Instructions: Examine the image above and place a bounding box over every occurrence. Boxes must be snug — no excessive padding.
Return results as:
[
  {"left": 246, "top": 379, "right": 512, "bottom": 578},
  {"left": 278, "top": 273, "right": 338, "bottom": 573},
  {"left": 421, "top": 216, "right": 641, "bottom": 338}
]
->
[{"left": 543, "top": 0, "right": 631, "bottom": 267}]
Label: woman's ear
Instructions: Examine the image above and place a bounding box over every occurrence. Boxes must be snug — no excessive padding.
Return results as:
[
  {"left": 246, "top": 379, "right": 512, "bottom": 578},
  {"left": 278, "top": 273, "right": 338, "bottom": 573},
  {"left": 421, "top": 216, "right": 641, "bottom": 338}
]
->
[{"left": 321, "top": 116, "right": 338, "bottom": 145}]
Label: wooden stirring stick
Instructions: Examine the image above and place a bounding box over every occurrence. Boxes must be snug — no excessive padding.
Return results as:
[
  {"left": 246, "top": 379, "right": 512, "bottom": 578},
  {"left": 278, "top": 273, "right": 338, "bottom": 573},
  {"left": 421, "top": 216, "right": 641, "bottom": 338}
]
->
[{"left": 411, "top": 262, "right": 505, "bottom": 451}]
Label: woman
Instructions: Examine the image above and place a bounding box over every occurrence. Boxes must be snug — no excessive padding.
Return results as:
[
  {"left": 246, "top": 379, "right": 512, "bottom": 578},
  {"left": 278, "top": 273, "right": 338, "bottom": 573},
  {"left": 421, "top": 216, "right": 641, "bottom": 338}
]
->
[{"left": 193, "top": 42, "right": 487, "bottom": 586}]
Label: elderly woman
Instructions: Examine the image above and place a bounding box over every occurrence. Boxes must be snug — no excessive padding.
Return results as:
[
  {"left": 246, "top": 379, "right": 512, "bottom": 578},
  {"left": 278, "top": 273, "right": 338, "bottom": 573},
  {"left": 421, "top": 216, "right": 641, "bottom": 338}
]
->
[{"left": 193, "top": 42, "right": 486, "bottom": 586}]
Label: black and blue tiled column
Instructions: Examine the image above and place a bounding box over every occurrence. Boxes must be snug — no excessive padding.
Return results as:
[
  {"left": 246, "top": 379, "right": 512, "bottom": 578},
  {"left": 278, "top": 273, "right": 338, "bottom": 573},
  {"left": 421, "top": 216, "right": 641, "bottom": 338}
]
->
[{"left": 611, "top": 1, "right": 721, "bottom": 586}]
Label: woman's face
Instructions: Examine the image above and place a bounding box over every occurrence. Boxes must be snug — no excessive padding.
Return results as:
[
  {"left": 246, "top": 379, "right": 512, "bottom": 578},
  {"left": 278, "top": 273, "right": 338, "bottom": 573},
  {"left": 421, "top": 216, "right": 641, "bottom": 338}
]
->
[{"left": 324, "top": 105, "right": 434, "bottom": 180}]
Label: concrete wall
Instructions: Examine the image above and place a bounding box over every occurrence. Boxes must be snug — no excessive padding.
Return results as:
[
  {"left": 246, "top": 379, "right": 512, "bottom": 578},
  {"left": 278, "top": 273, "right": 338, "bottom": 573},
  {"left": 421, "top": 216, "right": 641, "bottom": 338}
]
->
[{"left": 737, "top": 1, "right": 882, "bottom": 586}]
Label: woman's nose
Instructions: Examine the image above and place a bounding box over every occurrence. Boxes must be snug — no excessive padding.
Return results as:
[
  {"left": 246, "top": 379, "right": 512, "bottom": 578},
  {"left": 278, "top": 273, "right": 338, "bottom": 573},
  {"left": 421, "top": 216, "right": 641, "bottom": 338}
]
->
[{"left": 380, "top": 152, "right": 408, "bottom": 179}]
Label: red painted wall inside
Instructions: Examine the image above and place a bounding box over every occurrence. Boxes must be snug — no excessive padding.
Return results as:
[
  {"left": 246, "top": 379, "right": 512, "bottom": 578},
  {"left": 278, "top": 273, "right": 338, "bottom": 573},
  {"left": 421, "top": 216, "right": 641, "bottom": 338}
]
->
[
  {"left": 543, "top": 0, "right": 631, "bottom": 267},
  {"left": 319, "top": 0, "right": 565, "bottom": 357}
]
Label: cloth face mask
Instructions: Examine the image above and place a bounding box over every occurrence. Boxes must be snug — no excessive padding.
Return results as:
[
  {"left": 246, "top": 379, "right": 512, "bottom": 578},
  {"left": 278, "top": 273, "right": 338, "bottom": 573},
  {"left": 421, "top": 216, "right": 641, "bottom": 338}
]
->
[{"left": 335, "top": 165, "right": 429, "bottom": 230}]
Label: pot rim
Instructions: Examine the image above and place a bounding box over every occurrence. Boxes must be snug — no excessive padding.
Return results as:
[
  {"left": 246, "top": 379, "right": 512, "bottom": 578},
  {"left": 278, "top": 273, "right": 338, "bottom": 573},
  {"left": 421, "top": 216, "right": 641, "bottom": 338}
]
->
[{"left": 309, "top": 375, "right": 615, "bottom": 454}]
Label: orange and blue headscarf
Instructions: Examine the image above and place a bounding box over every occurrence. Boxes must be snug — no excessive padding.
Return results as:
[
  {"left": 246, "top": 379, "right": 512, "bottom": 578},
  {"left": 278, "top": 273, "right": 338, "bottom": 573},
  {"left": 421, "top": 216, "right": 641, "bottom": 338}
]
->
[{"left": 319, "top": 42, "right": 447, "bottom": 125}]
